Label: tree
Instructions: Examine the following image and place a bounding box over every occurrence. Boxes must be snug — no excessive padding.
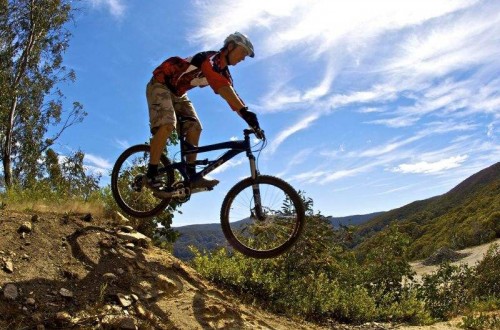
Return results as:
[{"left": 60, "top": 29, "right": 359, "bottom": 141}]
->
[{"left": 0, "top": 0, "right": 86, "bottom": 188}]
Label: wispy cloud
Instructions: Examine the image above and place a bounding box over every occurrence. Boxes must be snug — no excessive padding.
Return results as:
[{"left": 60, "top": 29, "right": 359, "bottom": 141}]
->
[
  {"left": 268, "top": 113, "right": 320, "bottom": 154},
  {"left": 188, "top": 0, "right": 499, "bottom": 203},
  {"left": 391, "top": 155, "right": 469, "bottom": 174},
  {"left": 85, "top": 154, "right": 112, "bottom": 170},
  {"left": 87, "top": 0, "right": 126, "bottom": 18},
  {"left": 114, "top": 139, "right": 130, "bottom": 150}
]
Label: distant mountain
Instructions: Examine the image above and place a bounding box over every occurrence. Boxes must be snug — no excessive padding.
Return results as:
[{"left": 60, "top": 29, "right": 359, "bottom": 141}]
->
[
  {"left": 327, "top": 212, "right": 385, "bottom": 228},
  {"left": 354, "top": 162, "right": 500, "bottom": 260},
  {"left": 172, "top": 222, "right": 229, "bottom": 261},
  {"left": 173, "top": 212, "right": 383, "bottom": 261}
]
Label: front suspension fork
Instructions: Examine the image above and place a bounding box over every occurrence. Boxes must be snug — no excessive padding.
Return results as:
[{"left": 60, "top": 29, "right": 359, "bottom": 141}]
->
[{"left": 249, "top": 157, "right": 264, "bottom": 220}]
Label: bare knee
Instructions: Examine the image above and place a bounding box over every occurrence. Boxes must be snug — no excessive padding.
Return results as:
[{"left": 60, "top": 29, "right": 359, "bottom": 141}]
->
[{"left": 152, "top": 123, "right": 175, "bottom": 137}]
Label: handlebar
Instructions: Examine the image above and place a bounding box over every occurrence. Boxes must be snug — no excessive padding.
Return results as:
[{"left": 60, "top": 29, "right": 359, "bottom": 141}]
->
[{"left": 244, "top": 127, "right": 266, "bottom": 140}]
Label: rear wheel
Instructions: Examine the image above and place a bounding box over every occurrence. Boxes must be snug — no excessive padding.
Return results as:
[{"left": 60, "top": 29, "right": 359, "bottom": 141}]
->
[
  {"left": 220, "top": 175, "right": 305, "bottom": 258},
  {"left": 111, "top": 144, "right": 174, "bottom": 218}
]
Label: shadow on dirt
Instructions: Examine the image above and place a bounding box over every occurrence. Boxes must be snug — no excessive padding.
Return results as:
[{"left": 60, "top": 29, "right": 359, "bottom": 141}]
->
[{"left": 0, "top": 222, "right": 263, "bottom": 329}]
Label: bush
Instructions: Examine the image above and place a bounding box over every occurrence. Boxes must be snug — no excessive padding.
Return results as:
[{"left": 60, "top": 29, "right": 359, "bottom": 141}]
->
[
  {"left": 473, "top": 244, "right": 500, "bottom": 298},
  {"left": 191, "top": 215, "right": 431, "bottom": 324},
  {"left": 418, "top": 263, "right": 475, "bottom": 319}
]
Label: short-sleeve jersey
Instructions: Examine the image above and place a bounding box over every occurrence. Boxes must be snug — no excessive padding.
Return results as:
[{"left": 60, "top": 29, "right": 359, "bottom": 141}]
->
[{"left": 153, "top": 51, "right": 233, "bottom": 98}]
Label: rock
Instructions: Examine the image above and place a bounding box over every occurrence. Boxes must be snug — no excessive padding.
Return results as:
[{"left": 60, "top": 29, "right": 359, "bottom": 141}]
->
[
  {"left": 117, "top": 231, "right": 151, "bottom": 248},
  {"left": 102, "top": 315, "right": 137, "bottom": 329},
  {"left": 32, "top": 313, "right": 43, "bottom": 323},
  {"left": 56, "top": 311, "right": 72, "bottom": 323},
  {"left": 59, "top": 288, "right": 74, "bottom": 298},
  {"left": 113, "top": 211, "right": 129, "bottom": 223},
  {"left": 156, "top": 274, "right": 179, "bottom": 293},
  {"left": 26, "top": 297, "right": 36, "bottom": 305},
  {"left": 116, "top": 293, "right": 133, "bottom": 307},
  {"left": 31, "top": 214, "right": 39, "bottom": 222},
  {"left": 135, "top": 304, "right": 146, "bottom": 318},
  {"left": 4, "top": 258, "right": 14, "bottom": 273},
  {"left": 103, "top": 273, "right": 118, "bottom": 282},
  {"left": 19, "top": 221, "right": 32, "bottom": 233},
  {"left": 3, "top": 283, "right": 18, "bottom": 300}
]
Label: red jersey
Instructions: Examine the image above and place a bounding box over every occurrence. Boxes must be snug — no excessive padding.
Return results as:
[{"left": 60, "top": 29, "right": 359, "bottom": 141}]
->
[{"left": 153, "top": 51, "right": 233, "bottom": 98}]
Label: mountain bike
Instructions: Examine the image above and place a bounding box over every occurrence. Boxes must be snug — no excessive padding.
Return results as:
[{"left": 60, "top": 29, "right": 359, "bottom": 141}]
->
[{"left": 111, "top": 116, "right": 305, "bottom": 259}]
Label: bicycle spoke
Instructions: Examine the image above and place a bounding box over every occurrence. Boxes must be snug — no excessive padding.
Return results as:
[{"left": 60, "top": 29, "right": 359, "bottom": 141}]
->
[{"left": 223, "top": 177, "right": 303, "bottom": 256}]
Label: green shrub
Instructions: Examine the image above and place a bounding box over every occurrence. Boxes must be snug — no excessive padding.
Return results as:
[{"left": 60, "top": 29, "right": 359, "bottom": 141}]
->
[
  {"left": 418, "top": 263, "right": 475, "bottom": 319},
  {"left": 473, "top": 244, "right": 500, "bottom": 298}
]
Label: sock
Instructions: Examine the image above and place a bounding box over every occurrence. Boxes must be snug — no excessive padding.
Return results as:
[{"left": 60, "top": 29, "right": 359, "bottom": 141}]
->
[
  {"left": 147, "top": 164, "right": 158, "bottom": 179},
  {"left": 187, "top": 163, "right": 196, "bottom": 177}
]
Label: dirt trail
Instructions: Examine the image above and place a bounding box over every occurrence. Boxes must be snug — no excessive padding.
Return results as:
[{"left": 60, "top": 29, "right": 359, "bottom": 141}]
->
[
  {"left": 0, "top": 210, "right": 325, "bottom": 329},
  {"left": 1, "top": 210, "right": 498, "bottom": 329}
]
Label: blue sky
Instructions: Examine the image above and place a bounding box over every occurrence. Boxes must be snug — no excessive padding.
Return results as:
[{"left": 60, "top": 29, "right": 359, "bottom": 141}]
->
[{"left": 55, "top": 0, "right": 499, "bottom": 225}]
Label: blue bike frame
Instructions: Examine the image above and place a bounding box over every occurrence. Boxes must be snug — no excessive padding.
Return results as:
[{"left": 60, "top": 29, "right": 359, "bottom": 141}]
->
[{"left": 158, "top": 127, "right": 259, "bottom": 185}]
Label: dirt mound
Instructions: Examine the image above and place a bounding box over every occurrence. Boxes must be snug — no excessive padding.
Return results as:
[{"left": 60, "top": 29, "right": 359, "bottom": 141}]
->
[
  {"left": 0, "top": 210, "right": 325, "bottom": 329},
  {"left": 422, "top": 247, "right": 471, "bottom": 266}
]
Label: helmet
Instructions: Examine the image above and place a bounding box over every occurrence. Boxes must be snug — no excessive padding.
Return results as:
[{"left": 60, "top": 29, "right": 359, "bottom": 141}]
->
[{"left": 224, "top": 32, "right": 254, "bottom": 58}]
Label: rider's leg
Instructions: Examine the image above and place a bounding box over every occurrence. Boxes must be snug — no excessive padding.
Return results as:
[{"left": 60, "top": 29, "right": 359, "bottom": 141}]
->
[
  {"left": 149, "top": 124, "right": 174, "bottom": 165},
  {"left": 174, "top": 96, "right": 218, "bottom": 188},
  {"left": 146, "top": 79, "right": 176, "bottom": 183}
]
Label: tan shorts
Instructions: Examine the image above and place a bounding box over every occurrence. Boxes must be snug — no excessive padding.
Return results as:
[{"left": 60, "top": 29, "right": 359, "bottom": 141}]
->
[{"left": 146, "top": 79, "right": 202, "bottom": 135}]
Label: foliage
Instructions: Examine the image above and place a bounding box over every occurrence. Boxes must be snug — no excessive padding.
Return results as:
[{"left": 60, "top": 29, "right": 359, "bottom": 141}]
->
[
  {"left": 1, "top": 147, "right": 102, "bottom": 212},
  {"left": 189, "top": 187, "right": 500, "bottom": 326},
  {"left": 354, "top": 163, "right": 500, "bottom": 260},
  {"left": 417, "top": 244, "right": 500, "bottom": 320},
  {"left": 473, "top": 244, "right": 500, "bottom": 297},
  {"left": 0, "top": 0, "right": 86, "bottom": 188},
  {"left": 191, "top": 194, "right": 431, "bottom": 324},
  {"left": 418, "top": 263, "right": 475, "bottom": 319}
]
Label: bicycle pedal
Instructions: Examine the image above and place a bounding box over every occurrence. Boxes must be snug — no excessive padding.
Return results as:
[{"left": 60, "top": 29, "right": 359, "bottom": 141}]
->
[{"left": 153, "top": 187, "right": 189, "bottom": 199}]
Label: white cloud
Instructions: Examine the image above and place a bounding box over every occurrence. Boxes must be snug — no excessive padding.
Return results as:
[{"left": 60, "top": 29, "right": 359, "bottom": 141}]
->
[
  {"left": 487, "top": 123, "right": 495, "bottom": 138},
  {"left": 268, "top": 113, "right": 319, "bottom": 154},
  {"left": 85, "top": 154, "right": 112, "bottom": 170},
  {"left": 391, "top": 155, "right": 468, "bottom": 174},
  {"left": 190, "top": 0, "right": 499, "bottom": 162},
  {"left": 211, "top": 158, "right": 245, "bottom": 175},
  {"left": 88, "top": 0, "right": 126, "bottom": 18}
]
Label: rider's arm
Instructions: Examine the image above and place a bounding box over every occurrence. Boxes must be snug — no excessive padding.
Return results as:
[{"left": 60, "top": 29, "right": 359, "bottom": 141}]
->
[
  {"left": 217, "top": 85, "right": 246, "bottom": 112},
  {"left": 200, "top": 59, "right": 247, "bottom": 112}
]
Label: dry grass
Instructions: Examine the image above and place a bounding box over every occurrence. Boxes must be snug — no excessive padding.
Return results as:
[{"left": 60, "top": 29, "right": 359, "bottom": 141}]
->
[{"left": 2, "top": 198, "right": 109, "bottom": 218}]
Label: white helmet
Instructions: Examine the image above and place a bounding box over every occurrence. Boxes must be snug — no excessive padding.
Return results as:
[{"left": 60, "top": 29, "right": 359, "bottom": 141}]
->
[{"left": 224, "top": 32, "right": 254, "bottom": 58}]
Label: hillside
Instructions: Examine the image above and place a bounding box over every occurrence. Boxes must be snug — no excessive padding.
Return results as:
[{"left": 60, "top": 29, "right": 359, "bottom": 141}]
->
[
  {"left": 173, "top": 212, "right": 383, "bottom": 261},
  {"left": 0, "top": 210, "right": 328, "bottom": 329},
  {"left": 354, "top": 162, "right": 500, "bottom": 259},
  {"left": 327, "top": 212, "right": 385, "bottom": 228}
]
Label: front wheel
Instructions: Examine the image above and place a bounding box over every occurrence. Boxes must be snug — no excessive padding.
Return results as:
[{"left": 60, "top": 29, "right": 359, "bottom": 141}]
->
[
  {"left": 111, "top": 144, "right": 175, "bottom": 218},
  {"left": 220, "top": 175, "right": 305, "bottom": 259}
]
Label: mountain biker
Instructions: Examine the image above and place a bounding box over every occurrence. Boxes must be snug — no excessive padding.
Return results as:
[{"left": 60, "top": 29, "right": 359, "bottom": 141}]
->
[{"left": 145, "top": 32, "right": 262, "bottom": 191}]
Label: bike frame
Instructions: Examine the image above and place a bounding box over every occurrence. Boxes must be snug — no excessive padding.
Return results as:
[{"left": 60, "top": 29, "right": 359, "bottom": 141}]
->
[
  {"left": 156, "top": 116, "right": 264, "bottom": 218},
  {"left": 157, "top": 123, "right": 259, "bottom": 185}
]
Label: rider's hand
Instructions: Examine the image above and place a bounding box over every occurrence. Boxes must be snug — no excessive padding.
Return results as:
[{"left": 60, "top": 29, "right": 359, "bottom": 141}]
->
[
  {"left": 239, "top": 107, "right": 260, "bottom": 129},
  {"left": 254, "top": 128, "right": 265, "bottom": 140}
]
